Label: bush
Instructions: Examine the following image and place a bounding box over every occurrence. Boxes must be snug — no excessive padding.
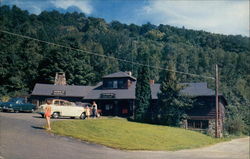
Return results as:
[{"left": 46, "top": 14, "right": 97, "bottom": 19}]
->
[
  {"left": 1, "top": 96, "right": 10, "bottom": 102},
  {"left": 224, "top": 115, "right": 246, "bottom": 135}
]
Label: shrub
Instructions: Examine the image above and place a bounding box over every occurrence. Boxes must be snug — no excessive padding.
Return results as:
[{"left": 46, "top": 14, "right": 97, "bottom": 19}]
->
[
  {"left": 1, "top": 96, "right": 10, "bottom": 102},
  {"left": 224, "top": 115, "right": 246, "bottom": 135}
]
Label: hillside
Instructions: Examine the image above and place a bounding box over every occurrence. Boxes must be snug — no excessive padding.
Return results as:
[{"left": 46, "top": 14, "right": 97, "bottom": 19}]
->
[{"left": 0, "top": 6, "right": 249, "bottom": 112}]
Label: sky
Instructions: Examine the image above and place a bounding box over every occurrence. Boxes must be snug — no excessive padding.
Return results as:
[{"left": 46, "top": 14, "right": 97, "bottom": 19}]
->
[{"left": 1, "top": 0, "right": 249, "bottom": 36}]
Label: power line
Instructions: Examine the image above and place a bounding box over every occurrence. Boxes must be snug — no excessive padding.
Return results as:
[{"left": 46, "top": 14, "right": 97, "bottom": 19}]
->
[{"left": 0, "top": 30, "right": 215, "bottom": 80}]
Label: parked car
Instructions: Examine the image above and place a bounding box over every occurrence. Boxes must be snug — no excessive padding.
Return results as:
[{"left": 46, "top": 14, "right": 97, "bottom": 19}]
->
[
  {"left": 37, "top": 99, "right": 86, "bottom": 119},
  {"left": 1, "top": 98, "right": 36, "bottom": 113}
]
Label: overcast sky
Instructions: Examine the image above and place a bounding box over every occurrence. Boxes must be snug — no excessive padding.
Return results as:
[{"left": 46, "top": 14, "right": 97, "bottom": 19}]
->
[{"left": 2, "top": 0, "right": 249, "bottom": 36}]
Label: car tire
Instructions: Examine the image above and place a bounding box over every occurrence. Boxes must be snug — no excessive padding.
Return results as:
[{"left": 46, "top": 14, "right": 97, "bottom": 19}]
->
[
  {"left": 52, "top": 112, "right": 60, "bottom": 119},
  {"left": 41, "top": 114, "right": 44, "bottom": 118},
  {"left": 80, "top": 113, "right": 86, "bottom": 119}
]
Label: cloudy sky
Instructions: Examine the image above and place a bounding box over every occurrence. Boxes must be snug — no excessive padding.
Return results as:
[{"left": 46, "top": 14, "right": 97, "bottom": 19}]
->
[{"left": 2, "top": 0, "right": 249, "bottom": 36}]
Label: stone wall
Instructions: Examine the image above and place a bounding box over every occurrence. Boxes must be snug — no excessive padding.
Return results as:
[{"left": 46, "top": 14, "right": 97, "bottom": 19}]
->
[{"left": 207, "top": 119, "right": 223, "bottom": 137}]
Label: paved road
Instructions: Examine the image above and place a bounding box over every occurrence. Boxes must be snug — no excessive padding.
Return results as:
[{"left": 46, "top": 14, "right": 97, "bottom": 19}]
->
[{"left": 0, "top": 112, "right": 249, "bottom": 159}]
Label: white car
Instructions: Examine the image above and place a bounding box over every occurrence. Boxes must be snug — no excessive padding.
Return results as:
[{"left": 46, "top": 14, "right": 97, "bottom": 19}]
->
[{"left": 37, "top": 99, "right": 86, "bottom": 119}]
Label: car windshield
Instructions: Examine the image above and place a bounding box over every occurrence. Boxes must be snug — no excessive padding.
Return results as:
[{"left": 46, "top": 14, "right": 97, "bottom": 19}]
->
[{"left": 9, "top": 98, "right": 21, "bottom": 103}]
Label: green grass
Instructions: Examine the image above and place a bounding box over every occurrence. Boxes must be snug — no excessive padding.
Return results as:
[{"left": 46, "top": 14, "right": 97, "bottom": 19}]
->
[{"left": 51, "top": 117, "right": 227, "bottom": 151}]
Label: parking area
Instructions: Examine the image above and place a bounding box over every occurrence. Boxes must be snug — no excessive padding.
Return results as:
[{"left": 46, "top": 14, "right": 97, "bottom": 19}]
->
[{"left": 0, "top": 112, "right": 249, "bottom": 159}]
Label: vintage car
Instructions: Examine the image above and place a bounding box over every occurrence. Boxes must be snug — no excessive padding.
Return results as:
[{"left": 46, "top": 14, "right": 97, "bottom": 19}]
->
[
  {"left": 1, "top": 98, "right": 36, "bottom": 112},
  {"left": 37, "top": 99, "right": 86, "bottom": 119}
]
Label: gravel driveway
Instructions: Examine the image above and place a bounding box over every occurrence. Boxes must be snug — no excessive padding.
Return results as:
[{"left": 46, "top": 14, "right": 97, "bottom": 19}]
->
[{"left": 0, "top": 112, "right": 249, "bottom": 159}]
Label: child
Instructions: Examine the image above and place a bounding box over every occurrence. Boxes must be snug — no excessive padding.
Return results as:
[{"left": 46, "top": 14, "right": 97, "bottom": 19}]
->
[{"left": 86, "top": 105, "right": 90, "bottom": 119}]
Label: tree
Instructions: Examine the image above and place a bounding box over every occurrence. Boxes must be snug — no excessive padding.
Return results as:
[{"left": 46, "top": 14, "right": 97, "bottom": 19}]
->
[
  {"left": 134, "top": 66, "right": 152, "bottom": 122},
  {"left": 157, "top": 62, "right": 192, "bottom": 126},
  {"left": 0, "top": 5, "right": 249, "bottom": 126}
]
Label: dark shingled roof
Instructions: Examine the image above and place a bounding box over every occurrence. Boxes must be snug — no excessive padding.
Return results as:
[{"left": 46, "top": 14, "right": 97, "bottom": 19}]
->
[
  {"left": 180, "top": 82, "right": 215, "bottom": 96},
  {"left": 31, "top": 83, "right": 93, "bottom": 97},
  {"left": 32, "top": 82, "right": 217, "bottom": 100},
  {"left": 102, "top": 71, "right": 136, "bottom": 80},
  {"left": 84, "top": 82, "right": 216, "bottom": 100}
]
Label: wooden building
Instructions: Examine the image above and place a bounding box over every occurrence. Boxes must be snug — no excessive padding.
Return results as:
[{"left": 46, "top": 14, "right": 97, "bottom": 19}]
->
[{"left": 30, "top": 71, "right": 227, "bottom": 135}]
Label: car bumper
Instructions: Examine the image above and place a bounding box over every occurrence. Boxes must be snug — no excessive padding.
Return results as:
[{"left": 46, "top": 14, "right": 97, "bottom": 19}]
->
[{"left": 3, "top": 107, "right": 14, "bottom": 112}]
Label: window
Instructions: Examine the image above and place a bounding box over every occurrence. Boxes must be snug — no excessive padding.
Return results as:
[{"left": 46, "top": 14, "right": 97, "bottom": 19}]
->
[
  {"left": 188, "top": 120, "right": 209, "bottom": 129},
  {"left": 105, "top": 104, "right": 113, "bottom": 110},
  {"left": 107, "top": 81, "right": 113, "bottom": 88},
  {"left": 118, "top": 80, "right": 125, "bottom": 88},
  {"left": 65, "top": 102, "right": 72, "bottom": 106},
  {"left": 113, "top": 80, "right": 118, "bottom": 88},
  {"left": 54, "top": 101, "right": 60, "bottom": 105},
  {"left": 60, "top": 101, "right": 65, "bottom": 106}
]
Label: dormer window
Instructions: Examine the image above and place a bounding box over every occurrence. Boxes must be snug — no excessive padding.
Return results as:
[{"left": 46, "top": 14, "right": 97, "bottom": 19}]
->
[
  {"left": 103, "top": 79, "right": 128, "bottom": 89},
  {"left": 107, "top": 81, "right": 113, "bottom": 88},
  {"left": 102, "top": 72, "right": 136, "bottom": 89},
  {"left": 118, "top": 80, "right": 125, "bottom": 88},
  {"left": 105, "top": 80, "right": 118, "bottom": 89}
]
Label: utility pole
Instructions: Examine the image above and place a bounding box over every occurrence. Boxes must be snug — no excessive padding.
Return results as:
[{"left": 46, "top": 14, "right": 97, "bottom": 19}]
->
[{"left": 215, "top": 64, "right": 220, "bottom": 138}]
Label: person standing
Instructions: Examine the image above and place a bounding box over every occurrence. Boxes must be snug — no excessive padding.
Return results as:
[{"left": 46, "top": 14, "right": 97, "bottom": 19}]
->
[
  {"left": 86, "top": 105, "right": 90, "bottom": 119},
  {"left": 44, "top": 100, "right": 52, "bottom": 130},
  {"left": 92, "top": 101, "right": 98, "bottom": 118}
]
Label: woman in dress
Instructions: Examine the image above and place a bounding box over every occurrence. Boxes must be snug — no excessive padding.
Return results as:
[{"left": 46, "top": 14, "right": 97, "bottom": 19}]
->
[{"left": 44, "top": 100, "right": 52, "bottom": 130}]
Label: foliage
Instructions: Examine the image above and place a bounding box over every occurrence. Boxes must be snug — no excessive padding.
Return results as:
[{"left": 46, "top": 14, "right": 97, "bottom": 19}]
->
[
  {"left": 224, "top": 105, "right": 249, "bottom": 135},
  {"left": 51, "top": 118, "right": 226, "bottom": 151},
  {"left": 134, "top": 66, "right": 152, "bottom": 122},
  {"left": 157, "top": 63, "right": 193, "bottom": 126},
  {"left": 0, "top": 6, "right": 249, "bottom": 132},
  {"left": 1, "top": 95, "right": 10, "bottom": 102}
]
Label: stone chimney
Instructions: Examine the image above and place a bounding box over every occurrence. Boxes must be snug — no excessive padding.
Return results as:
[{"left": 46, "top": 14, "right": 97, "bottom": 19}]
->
[
  {"left": 54, "top": 72, "right": 67, "bottom": 85},
  {"left": 149, "top": 80, "right": 155, "bottom": 85}
]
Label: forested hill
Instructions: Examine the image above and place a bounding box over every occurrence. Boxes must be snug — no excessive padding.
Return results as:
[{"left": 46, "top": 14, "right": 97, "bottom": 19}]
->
[{"left": 0, "top": 5, "right": 249, "bottom": 107}]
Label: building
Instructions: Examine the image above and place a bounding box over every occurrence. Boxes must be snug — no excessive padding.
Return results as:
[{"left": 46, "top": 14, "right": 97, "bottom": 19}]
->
[
  {"left": 180, "top": 83, "right": 227, "bottom": 136},
  {"left": 30, "top": 71, "right": 227, "bottom": 135}
]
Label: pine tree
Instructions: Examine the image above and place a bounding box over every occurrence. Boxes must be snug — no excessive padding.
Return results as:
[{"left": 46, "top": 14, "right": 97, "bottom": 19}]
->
[
  {"left": 158, "top": 62, "right": 192, "bottom": 126},
  {"left": 134, "top": 66, "right": 152, "bottom": 122}
]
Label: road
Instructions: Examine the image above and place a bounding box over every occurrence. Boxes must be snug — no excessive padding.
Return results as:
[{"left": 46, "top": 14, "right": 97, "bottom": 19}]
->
[{"left": 0, "top": 112, "right": 249, "bottom": 159}]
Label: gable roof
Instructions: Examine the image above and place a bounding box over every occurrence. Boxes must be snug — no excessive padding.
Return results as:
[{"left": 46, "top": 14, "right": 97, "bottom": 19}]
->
[
  {"left": 180, "top": 82, "right": 215, "bottom": 96},
  {"left": 31, "top": 83, "right": 93, "bottom": 97},
  {"left": 102, "top": 72, "right": 136, "bottom": 81},
  {"left": 32, "top": 82, "right": 218, "bottom": 99}
]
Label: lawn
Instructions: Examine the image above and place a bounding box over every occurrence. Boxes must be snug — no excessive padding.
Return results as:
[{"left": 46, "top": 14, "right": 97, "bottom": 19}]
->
[{"left": 51, "top": 117, "right": 226, "bottom": 151}]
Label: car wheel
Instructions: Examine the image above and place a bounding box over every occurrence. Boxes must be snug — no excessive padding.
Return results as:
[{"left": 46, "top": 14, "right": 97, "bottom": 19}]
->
[
  {"left": 52, "top": 112, "right": 60, "bottom": 119},
  {"left": 41, "top": 114, "right": 44, "bottom": 118},
  {"left": 80, "top": 113, "right": 86, "bottom": 119}
]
